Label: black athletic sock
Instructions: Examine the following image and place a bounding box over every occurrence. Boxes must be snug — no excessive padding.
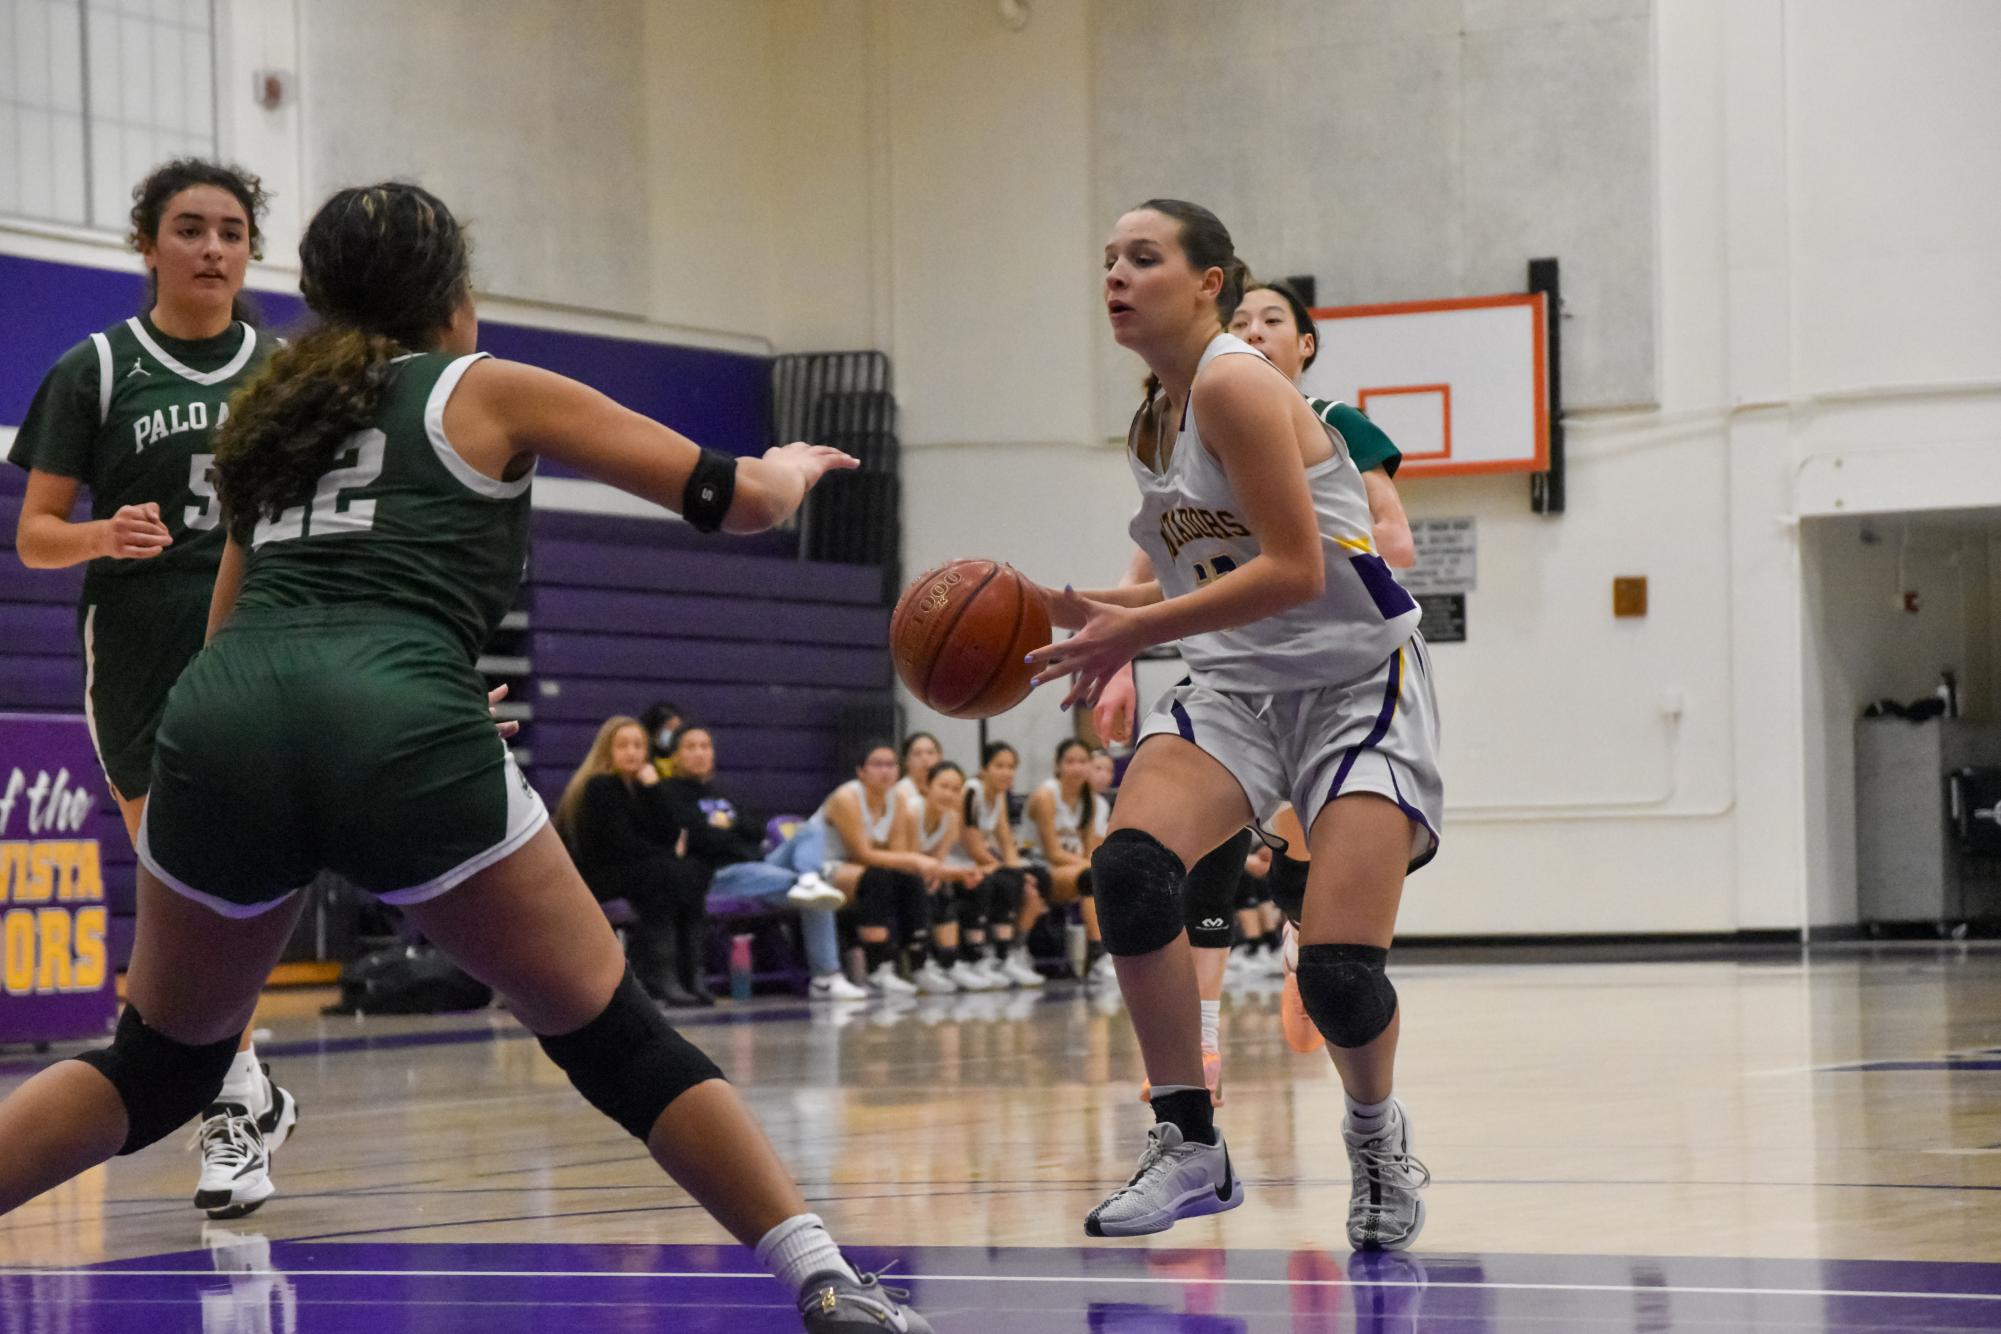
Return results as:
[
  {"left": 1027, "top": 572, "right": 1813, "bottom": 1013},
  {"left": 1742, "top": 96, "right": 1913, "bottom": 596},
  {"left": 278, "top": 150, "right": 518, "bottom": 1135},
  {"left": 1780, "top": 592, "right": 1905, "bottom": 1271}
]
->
[
  {"left": 863, "top": 938, "right": 896, "bottom": 973},
  {"left": 1257, "top": 928, "right": 1282, "bottom": 954},
  {"left": 1085, "top": 939, "right": 1106, "bottom": 969},
  {"left": 959, "top": 940, "right": 984, "bottom": 966},
  {"left": 932, "top": 940, "right": 957, "bottom": 970},
  {"left": 991, "top": 937, "right": 1012, "bottom": 961},
  {"left": 1149, "top": 1086, "right": 1217, "bottom": 1146}
]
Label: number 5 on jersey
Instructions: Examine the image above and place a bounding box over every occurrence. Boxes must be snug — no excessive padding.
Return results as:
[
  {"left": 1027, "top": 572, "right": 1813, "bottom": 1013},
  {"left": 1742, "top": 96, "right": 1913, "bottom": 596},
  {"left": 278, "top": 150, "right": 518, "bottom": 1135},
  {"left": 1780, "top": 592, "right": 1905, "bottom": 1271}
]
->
[{"left": 253, "top": 430, "right": 387, "bottom": 547}]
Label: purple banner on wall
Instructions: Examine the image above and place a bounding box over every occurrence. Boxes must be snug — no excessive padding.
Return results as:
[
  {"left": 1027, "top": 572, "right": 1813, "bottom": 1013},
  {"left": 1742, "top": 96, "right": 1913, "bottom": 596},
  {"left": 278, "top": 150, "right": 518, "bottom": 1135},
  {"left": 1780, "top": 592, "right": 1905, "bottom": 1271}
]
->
[
  {"left": 0, "top": 253, "right": 771, "bottom": 456},
  {"left": 0, "top": 712, "right": 117, "bottom": 1045}
]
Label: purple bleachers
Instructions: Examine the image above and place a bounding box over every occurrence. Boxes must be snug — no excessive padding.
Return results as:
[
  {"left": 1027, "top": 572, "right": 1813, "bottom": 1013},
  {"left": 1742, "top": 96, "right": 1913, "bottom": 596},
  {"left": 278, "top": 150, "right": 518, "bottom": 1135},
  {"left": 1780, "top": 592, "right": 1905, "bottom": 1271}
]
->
[{"left": 523, "top": 508, "right": 892, "bottom": 822}]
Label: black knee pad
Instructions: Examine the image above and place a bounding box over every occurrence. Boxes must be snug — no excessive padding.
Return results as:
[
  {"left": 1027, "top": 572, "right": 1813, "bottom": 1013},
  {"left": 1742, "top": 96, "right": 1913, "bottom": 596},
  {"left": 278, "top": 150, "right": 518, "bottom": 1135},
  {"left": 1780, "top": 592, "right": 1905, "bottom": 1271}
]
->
[
  {"left": 930, "top": 884, "right": 959, "bottom": 927},
  {"left": 1294, "top": 943, "right": 1397, "bottom": 1049},
  {"left": 1270, "top": 854, "right": 1308, "bottom": 927},
  {"left": 538, "top": 968, "right": 725, "bottom": 1140},
  {"left": 1090, "top": 828, "right": 1187, "bottom": 957},
  {"left": 1183, "top": 830, "right": 1250, "bottom": 949},
  {"left": 71, "top": 1005, "right": 240, "bottom": 1155}
]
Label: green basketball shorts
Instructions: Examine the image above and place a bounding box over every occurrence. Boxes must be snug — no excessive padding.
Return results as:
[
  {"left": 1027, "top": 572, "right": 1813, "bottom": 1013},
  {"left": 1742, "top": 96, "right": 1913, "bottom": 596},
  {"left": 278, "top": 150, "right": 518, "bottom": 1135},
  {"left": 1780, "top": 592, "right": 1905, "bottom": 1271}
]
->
[
  {"left": 78, "top": 576, "right": 214, "bottom": 800},
  {"left": 138, "top": 605, "right": 545, "bottom": 917}
]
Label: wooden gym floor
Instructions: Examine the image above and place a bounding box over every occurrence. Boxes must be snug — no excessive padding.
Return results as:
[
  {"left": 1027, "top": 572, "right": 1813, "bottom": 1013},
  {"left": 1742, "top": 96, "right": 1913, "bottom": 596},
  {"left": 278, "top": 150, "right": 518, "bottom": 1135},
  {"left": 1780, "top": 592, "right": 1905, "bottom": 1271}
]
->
[{"left": 3, "top": 943, "right": 1999, "bottom": 1330}]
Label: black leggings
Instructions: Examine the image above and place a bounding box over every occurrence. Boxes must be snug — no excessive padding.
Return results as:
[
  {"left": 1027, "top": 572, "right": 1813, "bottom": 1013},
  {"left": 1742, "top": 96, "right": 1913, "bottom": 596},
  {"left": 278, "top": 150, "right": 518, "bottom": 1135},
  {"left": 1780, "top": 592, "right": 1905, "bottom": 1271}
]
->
[{"left": 848, "top": 866, "right": 928, "bottom": 943}]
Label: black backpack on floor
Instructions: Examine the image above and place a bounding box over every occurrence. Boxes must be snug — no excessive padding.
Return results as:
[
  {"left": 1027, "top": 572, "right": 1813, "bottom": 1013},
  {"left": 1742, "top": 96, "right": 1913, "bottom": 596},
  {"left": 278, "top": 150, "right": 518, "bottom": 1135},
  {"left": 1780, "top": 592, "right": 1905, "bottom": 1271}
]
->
[{"left": 323, "top": 946, "right": 493, "bottom": 1016}]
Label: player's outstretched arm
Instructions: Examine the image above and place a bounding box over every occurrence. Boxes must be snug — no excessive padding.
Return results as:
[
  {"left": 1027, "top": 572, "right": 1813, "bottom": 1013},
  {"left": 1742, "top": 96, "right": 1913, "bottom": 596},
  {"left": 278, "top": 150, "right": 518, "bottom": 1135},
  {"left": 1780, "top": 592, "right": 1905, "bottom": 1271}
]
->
[{"left": 445, "top": 359, "right": 856, "bottom": 534}]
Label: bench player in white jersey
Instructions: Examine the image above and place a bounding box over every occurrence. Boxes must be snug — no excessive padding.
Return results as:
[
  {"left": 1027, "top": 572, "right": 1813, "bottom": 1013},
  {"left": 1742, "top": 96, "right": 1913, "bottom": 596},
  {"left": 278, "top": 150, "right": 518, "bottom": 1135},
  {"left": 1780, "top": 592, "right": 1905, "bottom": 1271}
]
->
[
  {"left": 1028, "top": 199, "right": 1441, "bottom": 1249},
  {"left": 812, "top": 741, "right": 937, "bottom": 995},
  {"left": 909, "top": 762, "right": 1004, "bottom": 992},
  {"left": 892, "top": 732, "right": 940, "bottom": 816},
  {"left": 1020, "top": 740, "right": 1111, "bottom": 984},
  {"left": 949, "top": 743, "right": 1044, "bottom": 987}
]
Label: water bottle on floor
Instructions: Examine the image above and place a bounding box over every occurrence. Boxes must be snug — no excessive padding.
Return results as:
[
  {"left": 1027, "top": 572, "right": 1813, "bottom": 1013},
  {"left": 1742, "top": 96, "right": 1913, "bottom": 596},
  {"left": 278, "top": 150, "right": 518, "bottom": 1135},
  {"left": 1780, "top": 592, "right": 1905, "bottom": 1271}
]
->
[{"left": 729, "top": 933, "right": 755, "bottom": 1001}]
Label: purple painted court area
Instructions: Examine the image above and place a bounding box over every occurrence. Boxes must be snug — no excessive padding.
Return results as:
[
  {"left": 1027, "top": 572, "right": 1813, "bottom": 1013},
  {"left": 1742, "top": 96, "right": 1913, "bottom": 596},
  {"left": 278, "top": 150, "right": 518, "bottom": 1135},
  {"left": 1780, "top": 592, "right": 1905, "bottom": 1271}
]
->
[{"left": 7, "top": 1242, "right": 2001, "bottom": 1333}]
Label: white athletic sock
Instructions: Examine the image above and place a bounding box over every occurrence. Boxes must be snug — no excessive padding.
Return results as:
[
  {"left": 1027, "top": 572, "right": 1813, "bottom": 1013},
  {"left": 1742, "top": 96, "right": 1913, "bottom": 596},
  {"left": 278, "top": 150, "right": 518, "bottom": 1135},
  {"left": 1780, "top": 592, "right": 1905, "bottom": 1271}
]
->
[
  {"left": 756, "top": 1213, "right": 858, "bottom": 1294},
  {"left": 1345, "top": 1092, "right": 1394, "bottom": 1139},
  {"left": 217, "top": 1048, "right": 265, "bottom": 1112},
  {"left": 1199, "top": 1000, "right": 1221, "bottom": 1057}
]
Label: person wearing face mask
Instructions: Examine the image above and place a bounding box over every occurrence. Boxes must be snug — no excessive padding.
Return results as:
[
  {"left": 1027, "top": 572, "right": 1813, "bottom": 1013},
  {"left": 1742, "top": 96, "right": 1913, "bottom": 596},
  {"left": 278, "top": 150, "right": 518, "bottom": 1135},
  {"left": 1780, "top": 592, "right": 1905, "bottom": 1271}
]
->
[
  {"left": 655, "top": 725, "right": 863, "bottom": 1001},
  {"left": 557, "top": 716, "right": 712, "bottom": 1008},
  {"left": 6, "top": 158, "right": 299, "bottom": 1221}
]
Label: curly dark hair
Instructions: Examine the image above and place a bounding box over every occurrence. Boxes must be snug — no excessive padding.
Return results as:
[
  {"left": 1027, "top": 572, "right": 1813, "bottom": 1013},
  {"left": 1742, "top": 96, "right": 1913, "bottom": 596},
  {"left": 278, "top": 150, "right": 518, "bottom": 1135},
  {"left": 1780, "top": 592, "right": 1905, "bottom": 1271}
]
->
[
  {"left": 128, "top": 158, "right": 271, "bottom": 323},
  {"left": 129, "top": 157, "right": 270, "bottom": 258},
  {"left": 212, "top": 182, "right": 472, "bottom": 543}
]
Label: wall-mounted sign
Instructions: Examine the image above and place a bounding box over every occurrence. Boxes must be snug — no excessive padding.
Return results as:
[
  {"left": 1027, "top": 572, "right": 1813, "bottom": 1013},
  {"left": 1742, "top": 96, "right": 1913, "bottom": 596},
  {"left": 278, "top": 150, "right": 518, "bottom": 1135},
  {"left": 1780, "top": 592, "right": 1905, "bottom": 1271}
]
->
[
  {"left": 0, "top": 714, "right": 116, "bottom": 1044},
  {"left": 1403, "top": 517, "right": 1478, "bottom": 596},
  {"left": 1416, "top": 593, "right": 1467, "bottom": 644}
]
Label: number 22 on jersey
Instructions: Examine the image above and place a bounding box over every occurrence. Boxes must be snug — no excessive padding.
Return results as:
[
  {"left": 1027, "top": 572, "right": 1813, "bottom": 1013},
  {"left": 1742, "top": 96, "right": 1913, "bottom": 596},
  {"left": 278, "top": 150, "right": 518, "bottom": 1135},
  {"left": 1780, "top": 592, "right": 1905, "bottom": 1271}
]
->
[{"left": 252, "top": 430, "right": 386, "bottom": 548}]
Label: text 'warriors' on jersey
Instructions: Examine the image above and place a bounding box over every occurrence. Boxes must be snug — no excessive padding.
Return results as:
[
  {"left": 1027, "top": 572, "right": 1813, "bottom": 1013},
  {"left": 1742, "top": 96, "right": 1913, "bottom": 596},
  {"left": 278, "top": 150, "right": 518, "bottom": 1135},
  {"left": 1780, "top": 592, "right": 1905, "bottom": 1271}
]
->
[
  {"left": 1126, "top": 333, "right": 1420, "bottom": 692},
  {"left": 233, "top": 352, "right": 533, "bottom": 661}
]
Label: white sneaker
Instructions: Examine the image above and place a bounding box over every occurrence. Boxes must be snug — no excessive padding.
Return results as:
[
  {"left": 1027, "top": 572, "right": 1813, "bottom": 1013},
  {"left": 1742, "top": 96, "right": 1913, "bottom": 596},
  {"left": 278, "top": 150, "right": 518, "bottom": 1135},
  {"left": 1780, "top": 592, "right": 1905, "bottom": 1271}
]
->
[
  {"left": 869, "top": 962, "right": 918, "bottom": 996},
  {"left": 1087, "top": 952, "right": 1119, "bottom": 987},
  {"left": 1257, "top": 943, "right": 1288, "bottom": 978},
  {"left": 948, "top": 959, "right": 1000, "bottom": 991},
  {"left": 810, "top": 971, "right": 868, "bottom": 1001},
  {"left": 912, "top": 960, "right": 959, "bottom": 994},
  {"left": 1344, "top": 1098, "right": 1430, "bottom": 1251},
  {"left": 192, "top": 1104, "right": 276, "bottom": 1220},
  {"left": 787, "top": 871, "right": 846, "bottom": 910},
  {"left": 252, "top": 1068, "right": 298, "bottom": 1153},
  {"left": 1084, "top": 1122, "right": 1244, "bottom": 1237},
  {"left": 1000, "top": 954, "right": 1045, "bottom": 988}
]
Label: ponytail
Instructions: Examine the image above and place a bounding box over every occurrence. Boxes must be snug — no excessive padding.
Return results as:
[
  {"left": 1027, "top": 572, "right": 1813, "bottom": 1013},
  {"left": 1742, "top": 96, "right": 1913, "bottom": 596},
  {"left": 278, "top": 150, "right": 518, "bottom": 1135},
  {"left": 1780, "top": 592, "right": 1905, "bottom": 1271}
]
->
[{"left": 213, "top": 328, "right": 402, "bottom": 543}]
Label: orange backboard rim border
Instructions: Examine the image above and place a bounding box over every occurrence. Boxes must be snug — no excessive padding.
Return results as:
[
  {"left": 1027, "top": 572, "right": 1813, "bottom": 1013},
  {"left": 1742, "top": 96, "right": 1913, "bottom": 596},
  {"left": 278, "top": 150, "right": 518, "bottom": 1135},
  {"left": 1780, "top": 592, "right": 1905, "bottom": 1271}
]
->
[
  {"left": 1355, "top": 383, "right": 1452, "bottom": 462},
  {"left": 1309, "top": 292, "right": 1550, "bottom": 478}
]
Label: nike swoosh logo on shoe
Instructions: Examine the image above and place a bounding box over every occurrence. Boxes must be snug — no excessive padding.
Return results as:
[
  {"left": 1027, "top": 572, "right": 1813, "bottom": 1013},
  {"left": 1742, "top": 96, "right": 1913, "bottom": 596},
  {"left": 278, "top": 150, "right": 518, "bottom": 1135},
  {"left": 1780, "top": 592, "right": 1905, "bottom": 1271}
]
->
[{"left": 1215, "top": 1147, "right": 1235, "bottom": 1201}]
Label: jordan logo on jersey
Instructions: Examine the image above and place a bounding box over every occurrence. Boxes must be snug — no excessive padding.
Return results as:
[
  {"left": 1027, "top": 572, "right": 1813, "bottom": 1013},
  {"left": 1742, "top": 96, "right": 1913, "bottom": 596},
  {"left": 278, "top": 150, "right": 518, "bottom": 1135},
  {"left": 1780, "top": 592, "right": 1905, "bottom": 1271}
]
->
[
  {"left": 1158, "top": 506, "right": 1251, "bottom": 562},
  {"left": 124, "top": 358, "right": 150, "bottom": 381}
]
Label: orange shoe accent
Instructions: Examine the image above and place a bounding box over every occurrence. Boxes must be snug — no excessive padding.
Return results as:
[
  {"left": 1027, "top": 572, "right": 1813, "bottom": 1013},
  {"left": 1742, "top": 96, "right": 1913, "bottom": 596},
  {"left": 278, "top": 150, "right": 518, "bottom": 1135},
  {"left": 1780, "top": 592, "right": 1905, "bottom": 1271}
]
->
[
  {"left": 1137, "top": 1049, "right": 1227, "bottom": 1107},
  {"left": 1281, "top": 970, "right": 1325, "bottom": 1054}
]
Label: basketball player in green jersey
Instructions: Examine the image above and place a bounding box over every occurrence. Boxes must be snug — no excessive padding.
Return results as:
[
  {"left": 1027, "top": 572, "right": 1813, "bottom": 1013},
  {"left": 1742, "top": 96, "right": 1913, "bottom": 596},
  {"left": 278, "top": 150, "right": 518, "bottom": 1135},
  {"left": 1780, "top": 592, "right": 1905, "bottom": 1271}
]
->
[
  {"left": 7, "top": 159, "right": 299, "bottom": 1220},
  {"left": 0, "top": 182, "right": 930, "bottom": 1333}
]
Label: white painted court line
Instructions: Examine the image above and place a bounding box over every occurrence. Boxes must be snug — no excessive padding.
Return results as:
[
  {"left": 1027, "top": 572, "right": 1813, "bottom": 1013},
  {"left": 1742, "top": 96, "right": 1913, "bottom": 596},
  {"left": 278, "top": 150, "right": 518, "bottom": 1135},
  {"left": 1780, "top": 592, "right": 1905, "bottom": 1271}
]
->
[{"left": 3, "top": 1268, "right": 1999, "bottom": 1303}]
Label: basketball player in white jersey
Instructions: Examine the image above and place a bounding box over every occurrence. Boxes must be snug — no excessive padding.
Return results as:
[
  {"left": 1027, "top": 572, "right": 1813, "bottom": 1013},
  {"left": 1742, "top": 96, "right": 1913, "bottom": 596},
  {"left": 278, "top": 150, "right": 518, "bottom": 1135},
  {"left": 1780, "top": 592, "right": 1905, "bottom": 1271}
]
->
[
  {"left": 892, "top": 732, "right": 940, "bottom": 815},
  {"left": 1028, "top": 200, "right": 1442, "bottom": 1249}
]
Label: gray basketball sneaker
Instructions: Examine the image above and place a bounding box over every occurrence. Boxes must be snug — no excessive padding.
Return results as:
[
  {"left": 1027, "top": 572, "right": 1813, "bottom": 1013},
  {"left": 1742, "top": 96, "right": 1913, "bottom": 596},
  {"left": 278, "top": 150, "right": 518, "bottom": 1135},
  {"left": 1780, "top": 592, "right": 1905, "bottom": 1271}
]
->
[
  {"left": 1343, "top": 1098, "right": 1430, "bottom": 1251},
  {"left": 798, "top": 1269, "right": 932, "bottom": 1332},
  {"left": 1084, "top": 1122, "right": 1244, "bottom": 1237}
]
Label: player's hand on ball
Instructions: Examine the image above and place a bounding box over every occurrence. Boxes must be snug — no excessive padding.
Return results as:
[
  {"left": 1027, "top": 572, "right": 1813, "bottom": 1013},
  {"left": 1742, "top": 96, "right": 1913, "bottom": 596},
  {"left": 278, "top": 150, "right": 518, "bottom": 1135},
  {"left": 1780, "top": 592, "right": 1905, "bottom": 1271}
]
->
[
  {"left": 102, "top": 502, "right": 172, "bottom": 560},
  {"left": 1094, "top": 662, "right": 1137, "bottom": 745},
  {"left": 486, "top": 683, "right": 520, "bottom": 740},
  {"left": 765, "top": 441, "right": 859, "bottom": 488},
  {"left": 1026, "top": 587, "right": 1146, "bottom": 713}
]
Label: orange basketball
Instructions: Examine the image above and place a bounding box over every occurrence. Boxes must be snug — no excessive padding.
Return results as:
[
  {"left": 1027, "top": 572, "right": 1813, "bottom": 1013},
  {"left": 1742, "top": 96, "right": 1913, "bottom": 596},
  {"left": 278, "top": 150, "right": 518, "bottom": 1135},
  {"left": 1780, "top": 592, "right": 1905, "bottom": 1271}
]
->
[{"left": 891, "top": 559, "right": 1051, "bottom": 719}]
